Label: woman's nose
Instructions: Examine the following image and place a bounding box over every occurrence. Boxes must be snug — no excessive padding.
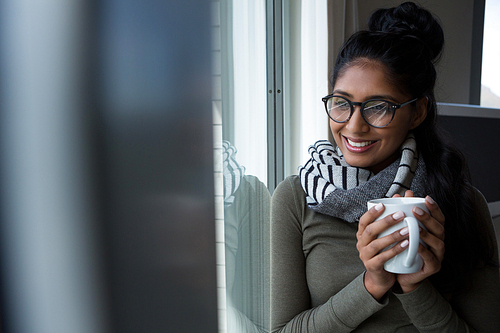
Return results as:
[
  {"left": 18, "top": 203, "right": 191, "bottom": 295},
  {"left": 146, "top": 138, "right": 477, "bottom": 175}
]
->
[{"left": 346, "top": 106, "right": 370, "bottom": 133}]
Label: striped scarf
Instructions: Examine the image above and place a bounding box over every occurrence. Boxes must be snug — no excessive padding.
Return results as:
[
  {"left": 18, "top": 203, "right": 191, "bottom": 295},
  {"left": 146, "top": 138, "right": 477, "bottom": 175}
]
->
[{"left": 298, "top": 134, "right": 427, "bottom": 222}]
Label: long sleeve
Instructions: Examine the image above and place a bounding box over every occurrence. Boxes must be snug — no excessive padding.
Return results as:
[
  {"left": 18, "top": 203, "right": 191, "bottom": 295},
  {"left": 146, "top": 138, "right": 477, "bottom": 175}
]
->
[
  {"left": 394, "top": 269, "right": 500, "bottom": 333},
  {"left": 270, "top": 177, "right": 387, "bottom": 332},
  {"left": 270, "top": 177, "right": 500, "bottom": 332},
  {"left": 395, "top": 280, "right": 473, "bottom": 332}
]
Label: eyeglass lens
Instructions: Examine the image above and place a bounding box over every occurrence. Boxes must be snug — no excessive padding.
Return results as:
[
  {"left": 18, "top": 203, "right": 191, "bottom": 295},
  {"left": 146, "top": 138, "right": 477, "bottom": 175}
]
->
[{"left": 326, "top": 96, "right": 394, "bottom": 127}]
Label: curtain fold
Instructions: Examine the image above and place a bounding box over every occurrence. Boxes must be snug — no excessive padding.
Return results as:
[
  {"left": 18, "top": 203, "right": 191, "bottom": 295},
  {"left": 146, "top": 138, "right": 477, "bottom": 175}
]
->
[
  {"left": 327, "top": 0, "right": 359, "bottom": 143},
  {"left": 284, "top": 0, "right": 330, "bottom": 177},
  {"left": 327, "top": 0, "right": 359, "bottom": 81}
]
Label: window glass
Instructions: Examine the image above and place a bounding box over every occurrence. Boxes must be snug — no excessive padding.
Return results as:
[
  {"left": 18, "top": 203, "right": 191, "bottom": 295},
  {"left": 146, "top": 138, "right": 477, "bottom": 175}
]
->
[
  {"left": 231, "top": 0, "right": 268, "bottom": 184},
  {"left": 213, "top": 0, "right": 328, "bottom": 332},
  {"left": 213, "top": 0, "right": 270, "bottom": 332},
  {"left": 481, "top": 0, "right": 500, "bottom": 107},
  {"left": 283, "top": 0, "right": 329, "bottom": 177}
]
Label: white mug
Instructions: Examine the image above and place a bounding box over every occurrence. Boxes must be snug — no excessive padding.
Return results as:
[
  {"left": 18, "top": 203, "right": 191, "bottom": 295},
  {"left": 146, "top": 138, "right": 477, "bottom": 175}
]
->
[{"left": 367, "top": 197, "right": 428, "bottom": 274}]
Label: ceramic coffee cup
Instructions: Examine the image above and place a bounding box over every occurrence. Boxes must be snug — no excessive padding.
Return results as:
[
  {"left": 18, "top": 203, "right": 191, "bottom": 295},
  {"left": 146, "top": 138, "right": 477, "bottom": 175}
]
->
[{"left": 367, "top": 197, "right": 428, "bottom": 274}]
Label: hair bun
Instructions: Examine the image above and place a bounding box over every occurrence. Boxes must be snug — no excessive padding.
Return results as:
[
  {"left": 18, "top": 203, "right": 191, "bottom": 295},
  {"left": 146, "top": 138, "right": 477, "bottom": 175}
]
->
[{"left": 367, "top": 2, "right": 444, "bottom": 62}]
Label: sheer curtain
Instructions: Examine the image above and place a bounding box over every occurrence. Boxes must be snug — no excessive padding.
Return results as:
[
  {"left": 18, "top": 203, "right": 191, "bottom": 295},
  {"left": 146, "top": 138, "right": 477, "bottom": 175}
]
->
[
  {"left": 327, "top": 0, "right": 359, "bottom": 71},
  {"left": 326, "top": 0, "right": 359, "bottom": 143},
  {"left": 214, "top": 1, "right": 269, "bottom": 332},
  {"left": 297, "top": 0, "right": 329, "bottom": 170},
  {"left": 283, "top": 0, "right": 329, "bottom": 177},
  {"left": 284, "top": 0, "right": 359, "bottom": 177},
  {"left": 231, "top": 0, "right": 268, "bottom": 184}
]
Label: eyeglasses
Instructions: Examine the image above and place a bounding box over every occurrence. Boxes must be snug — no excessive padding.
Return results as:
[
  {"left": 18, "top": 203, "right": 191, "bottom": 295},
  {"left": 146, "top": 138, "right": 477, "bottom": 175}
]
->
[{"left": 322, "top": 95, "right": 419, "bottom": 128}]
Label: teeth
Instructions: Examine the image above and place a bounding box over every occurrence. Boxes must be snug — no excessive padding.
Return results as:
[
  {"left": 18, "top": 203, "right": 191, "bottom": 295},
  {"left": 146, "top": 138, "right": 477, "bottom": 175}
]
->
[{"left": 347, "top": 138, "right": 374, "bottom": 147}]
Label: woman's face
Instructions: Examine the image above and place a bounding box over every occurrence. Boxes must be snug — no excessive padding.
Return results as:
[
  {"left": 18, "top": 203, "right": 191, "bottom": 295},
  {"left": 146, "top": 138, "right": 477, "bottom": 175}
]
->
[{"left": 330, "top": 62, "right": 426, "bottom": 174}]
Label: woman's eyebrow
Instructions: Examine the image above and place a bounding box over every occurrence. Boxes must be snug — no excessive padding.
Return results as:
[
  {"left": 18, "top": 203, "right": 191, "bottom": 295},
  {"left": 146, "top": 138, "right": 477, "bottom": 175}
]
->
[
  {"left": 332, "top": 89, "right": 353, "bottom": 97},
  {"left": 332, "top": 89, "right": 396, "bottom": 101}
]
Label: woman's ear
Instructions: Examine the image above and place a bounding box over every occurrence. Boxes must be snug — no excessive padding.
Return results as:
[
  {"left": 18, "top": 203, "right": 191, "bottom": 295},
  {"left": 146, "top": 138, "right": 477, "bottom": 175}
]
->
[{"left": 410, "top": 97, "right": 428, "bottom": 129}]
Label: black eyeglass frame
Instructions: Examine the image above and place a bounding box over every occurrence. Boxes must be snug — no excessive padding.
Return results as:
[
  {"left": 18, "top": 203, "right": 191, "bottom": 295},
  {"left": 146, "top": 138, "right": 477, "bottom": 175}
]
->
[{"left": 321, "top": 94, "right": 419, "bottom": 128}]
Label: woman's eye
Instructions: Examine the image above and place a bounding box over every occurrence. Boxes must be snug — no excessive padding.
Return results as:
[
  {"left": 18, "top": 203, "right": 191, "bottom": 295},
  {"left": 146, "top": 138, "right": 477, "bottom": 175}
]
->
[
  {"left": 366, "top": 101, "right": 388, "bottom": 112},
  {"left": 332, "top": 99, "right": 349, "bottom": 109}
]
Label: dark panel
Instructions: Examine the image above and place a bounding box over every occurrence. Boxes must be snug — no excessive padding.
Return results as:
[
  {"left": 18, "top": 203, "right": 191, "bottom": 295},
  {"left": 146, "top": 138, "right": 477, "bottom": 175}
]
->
[
  {"left": 437, "top": 115, "right": 500, "bottom": 202},
  {"left": 96, "top": 0, "right": 218, "bottom": 332}
]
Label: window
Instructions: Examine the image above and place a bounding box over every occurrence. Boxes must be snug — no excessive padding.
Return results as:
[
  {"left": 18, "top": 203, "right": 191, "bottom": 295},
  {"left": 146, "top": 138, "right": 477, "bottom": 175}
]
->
[
  {"left": 212, "top": 0, "right": 328, "bottom": 331},
  {"left": 481, "top": 0, "right": 500, "bottom": 107},
  {"left": 283, "top": 0, "right": 329, "bottom": 177},
  {"left": 212, "top": 1, "right": 270, "bottom": 332}
]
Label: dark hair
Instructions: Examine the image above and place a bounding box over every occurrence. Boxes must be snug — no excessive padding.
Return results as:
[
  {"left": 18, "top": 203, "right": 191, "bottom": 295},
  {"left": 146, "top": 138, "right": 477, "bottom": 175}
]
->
[{"left": 332, "top": 2, "right": 497, "bottom": 294}]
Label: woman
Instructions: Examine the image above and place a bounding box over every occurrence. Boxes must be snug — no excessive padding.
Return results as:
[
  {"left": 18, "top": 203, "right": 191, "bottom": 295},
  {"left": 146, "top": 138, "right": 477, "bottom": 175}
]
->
[{"left": 270, "top": 2, "right": 500, "bottom": 332}]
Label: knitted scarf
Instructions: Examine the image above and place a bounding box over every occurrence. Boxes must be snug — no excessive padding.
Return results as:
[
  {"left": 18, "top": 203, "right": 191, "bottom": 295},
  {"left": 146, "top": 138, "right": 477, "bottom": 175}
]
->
[{"left": 298, "top": 134, "right": 427, "bottom": 222}]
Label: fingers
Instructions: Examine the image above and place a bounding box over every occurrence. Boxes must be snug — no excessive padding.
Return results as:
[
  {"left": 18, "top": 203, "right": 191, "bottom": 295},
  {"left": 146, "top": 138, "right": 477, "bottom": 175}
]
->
[
  {"left": 412, "top": 197, "right": 445, "bottom": 241},
  {"left": 358, "top": 230, "right": 410, "bottom": 266},
  {"left": 392, "top": 195, "right": 446, "bottom": 293},
  {"left": 398, "top": 196, "right": 446, "bottom": 289},
  {"left": 358, "top": 206, "right": 405, "bottom": 244},
  {"left": 418, "top": 229, "right": 445, "bottom": 262},
  {"left": 358, "top": 208, "right": 408, "bottom": 299},
  {"left": 391, "top": 190, "right": 413, "bottom": 198},
  {"left": 358, "top": 202, "right": 385, "bottom": 235},
  {"left": 411, "top": 197, "right": 445, "bottom": 265},
  {"left": 397, "top": 241, "right": 444, "bottom": 293},
  {"left": 424, "top": 196, "right": 445, "bottom": 227},
  {"left": 399, "top": 243, "right": 442, "bottom": 285},
  {"left": 419, "top": 243, "right": 442, "bottom": 270},
  {"left": 357, "top": 209, "right": 410, "bottom": 265}
]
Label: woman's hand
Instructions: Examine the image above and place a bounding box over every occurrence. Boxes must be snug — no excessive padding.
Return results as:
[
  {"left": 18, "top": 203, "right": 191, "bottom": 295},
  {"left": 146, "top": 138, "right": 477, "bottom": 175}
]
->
[
  {"left": 357, "top": 202, "right": 413, "bottom": 300},
  {"left": 396, "top": 191, "right": 446, "bottom": 293}
]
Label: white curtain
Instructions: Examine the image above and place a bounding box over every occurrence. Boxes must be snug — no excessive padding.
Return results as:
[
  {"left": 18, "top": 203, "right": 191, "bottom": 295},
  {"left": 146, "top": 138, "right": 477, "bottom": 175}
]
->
[
  {"left": 232, "top": 0, "right": 268, "bottom": 184},
  {"left": 284, "top": 0, "right": 359, "bottom": 177},
  {"left": 328, "top": 0, "right": 359, "bottom": 71}
]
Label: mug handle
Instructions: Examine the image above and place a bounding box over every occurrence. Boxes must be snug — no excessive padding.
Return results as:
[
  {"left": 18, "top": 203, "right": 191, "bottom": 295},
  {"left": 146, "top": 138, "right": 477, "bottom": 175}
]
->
[{"left": 404, "top": 217, "right": 420, "bottom": 267}]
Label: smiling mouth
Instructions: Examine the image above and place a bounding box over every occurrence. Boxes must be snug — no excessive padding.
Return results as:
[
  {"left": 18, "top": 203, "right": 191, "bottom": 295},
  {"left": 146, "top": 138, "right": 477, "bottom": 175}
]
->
[{"left": 346, "top": 138, "right": 376, "bottom": 148}]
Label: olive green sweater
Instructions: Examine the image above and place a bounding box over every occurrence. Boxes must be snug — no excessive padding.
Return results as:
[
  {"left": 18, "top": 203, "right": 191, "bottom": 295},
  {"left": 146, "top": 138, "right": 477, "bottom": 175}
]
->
[{"left": 271, "top": 175, "right": 500, "bottom": 332}]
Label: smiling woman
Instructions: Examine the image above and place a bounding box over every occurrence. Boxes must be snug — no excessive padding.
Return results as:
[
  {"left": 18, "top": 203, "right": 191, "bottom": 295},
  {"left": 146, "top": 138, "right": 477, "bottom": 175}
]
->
[
  {"left": 271, "top": 2, "right": 500, "bottom": 332},
  {"left": 327, "top": 62, "right": 426, "bottom": 174}
]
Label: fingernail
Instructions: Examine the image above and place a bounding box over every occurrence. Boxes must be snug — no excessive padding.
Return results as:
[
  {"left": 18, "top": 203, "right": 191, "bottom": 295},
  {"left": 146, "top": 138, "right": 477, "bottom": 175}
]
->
[
  {"left": 374, "top": 203, "right": 384, "bottom": 211},
  {"left": 393, "top": 211, "right": 404, "bottom": 220},
  {"left": 426, "top": 196, "right": 435, "bottom": 205},
  {"left": 414, "top": 207, "right": 424, "bottom": 216},
  {"left": 400, "top": 240, "right": 409, "bottom": 248},
  {"left": 400, "top": 227, "right": 409, "bottom": 235}
]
